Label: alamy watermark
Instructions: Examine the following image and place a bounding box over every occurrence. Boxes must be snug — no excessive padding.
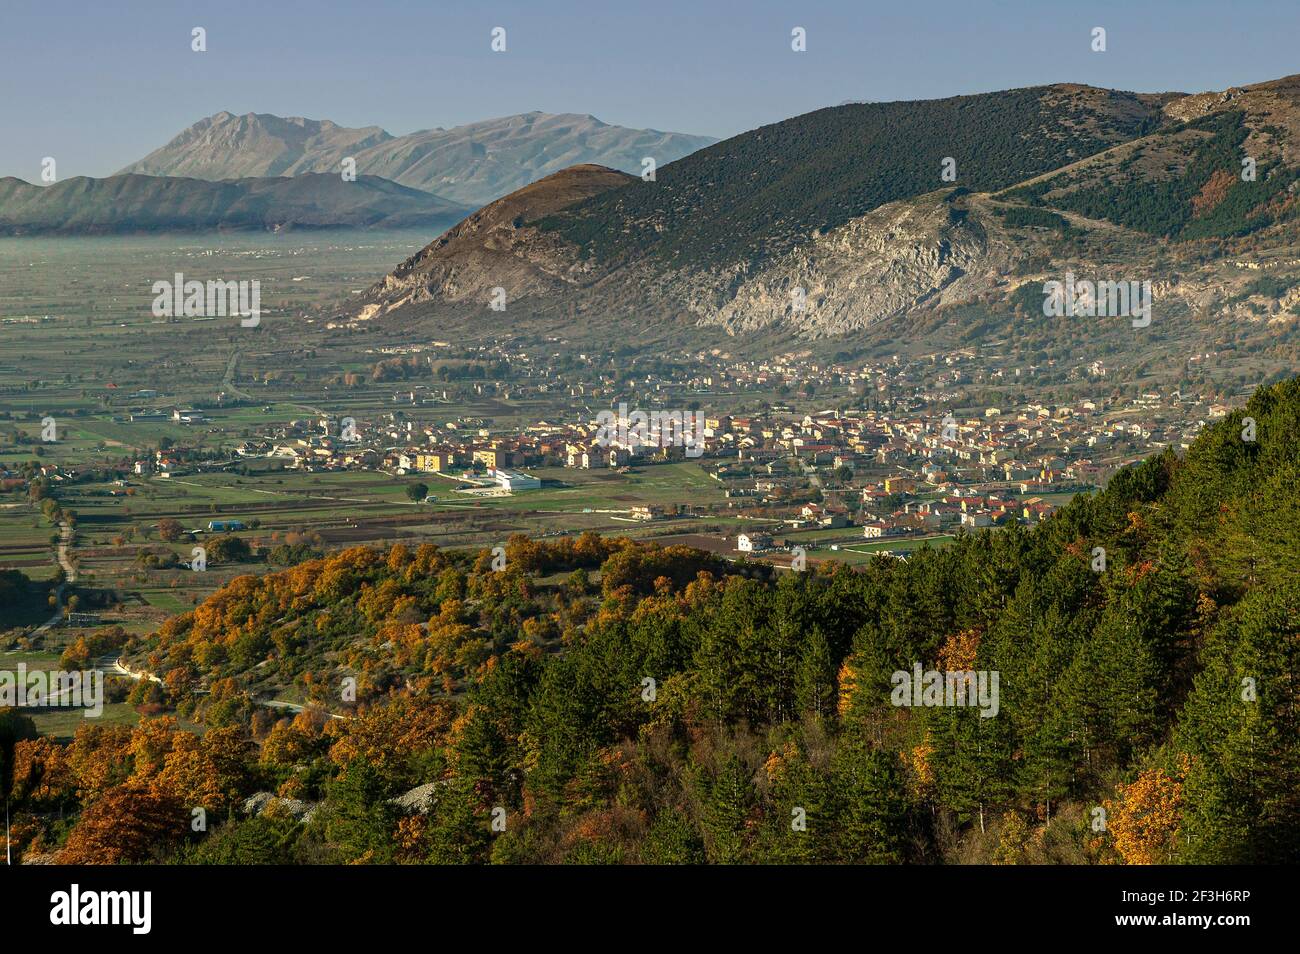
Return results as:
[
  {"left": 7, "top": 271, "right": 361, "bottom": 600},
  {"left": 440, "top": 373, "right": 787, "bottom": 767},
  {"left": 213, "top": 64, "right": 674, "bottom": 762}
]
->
[
  {"left": 1042, "top": 271, "right": 1151, "bottom": 328},
  {"left": 50, "top": 884, "right": 150, "bottom": 934},
  {"left": 594, "top": 403, "right": 704, "bottom": 457},
  {"left": 890, "top": 663, "right": 1000, "bottom": 718},
  {"left": 1, "top": 664, "right": 103, "bottom": 717},
  {"left": 151, "top": 272, "right": 260, "bottom": 326}
]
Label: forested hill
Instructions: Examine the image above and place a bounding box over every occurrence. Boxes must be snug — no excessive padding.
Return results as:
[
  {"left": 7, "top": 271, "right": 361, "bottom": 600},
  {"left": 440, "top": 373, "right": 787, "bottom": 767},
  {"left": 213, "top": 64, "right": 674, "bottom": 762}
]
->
[
  {"left": 351, "top": 75, "right": 1300, "bottom": 352},
  {"left": 536, "top": 84, "right": 1165, "bottom": 269},
  {"left": 8, "top": 379, "right": 1300, "bottom": 865},
  {"left": 0, "top": 173, "right": 470, "bottom": 235}
]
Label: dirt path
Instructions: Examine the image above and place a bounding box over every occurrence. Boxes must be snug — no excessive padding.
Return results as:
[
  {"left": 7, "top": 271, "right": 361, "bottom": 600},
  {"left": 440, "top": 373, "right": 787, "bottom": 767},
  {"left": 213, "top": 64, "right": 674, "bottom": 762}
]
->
[
  {"left": 31, "top": 520, "right": 76, "bottom": 635},
  {"left": 113, "top": 658, "right": 351, "bottom": 720},
  {"left": 222, "top": 348, "right": 254, "bottom": 401}
]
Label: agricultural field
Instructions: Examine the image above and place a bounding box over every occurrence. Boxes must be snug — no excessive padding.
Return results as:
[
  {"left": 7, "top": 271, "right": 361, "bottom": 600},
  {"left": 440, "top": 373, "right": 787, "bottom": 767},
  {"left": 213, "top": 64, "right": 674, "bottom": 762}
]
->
[
  {"left": 0, "top": 505, "right": 59, "bottom": 581},
  {"left": 1, "top": 231, "right": 979, "bottom": 675}
]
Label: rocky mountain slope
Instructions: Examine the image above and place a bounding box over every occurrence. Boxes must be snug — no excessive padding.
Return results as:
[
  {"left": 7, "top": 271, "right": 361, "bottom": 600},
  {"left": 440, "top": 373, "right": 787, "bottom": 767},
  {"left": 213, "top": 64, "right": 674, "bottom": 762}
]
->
[
  {"left": 119, "top": 111, "right": 715, "bottom": 207},
  {"left": 353, "top": 164, "right": 634, "bottom": 324},
  {"left": 342, "top": 77, "right": 1300, "bottom": 352},
  {"left": 116, "top": 112, "right": 392, "bottom": 181},
  {"left": 0, "top": 173, "right": 470, "bottom": 235}
]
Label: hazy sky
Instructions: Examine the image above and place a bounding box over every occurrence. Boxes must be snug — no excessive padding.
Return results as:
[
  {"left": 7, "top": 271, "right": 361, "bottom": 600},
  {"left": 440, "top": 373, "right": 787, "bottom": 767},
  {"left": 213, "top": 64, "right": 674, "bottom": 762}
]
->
[{"left": 2, "top": 0, "right": 1298, "bottom": 180}]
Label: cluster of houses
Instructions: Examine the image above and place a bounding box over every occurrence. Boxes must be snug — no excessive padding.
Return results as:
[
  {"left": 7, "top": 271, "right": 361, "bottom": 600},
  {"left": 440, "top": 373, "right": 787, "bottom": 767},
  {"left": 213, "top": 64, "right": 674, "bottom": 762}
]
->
[
  {"left": 88, "top": 339, "right": 1235, "bottom": 525},
  {"left": 110, "top": 380, "right": 1209, "bottom": 518},
  {"left": 732, "top": 481, "right": 1056, "bottom": 554},
  {"left": 857, "top": 487, "right": 1057, "bottom": 538}
]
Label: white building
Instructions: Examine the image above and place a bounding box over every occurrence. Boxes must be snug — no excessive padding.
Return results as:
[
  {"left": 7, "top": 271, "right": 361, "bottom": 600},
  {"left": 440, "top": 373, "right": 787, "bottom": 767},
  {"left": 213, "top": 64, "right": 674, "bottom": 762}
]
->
[{"left": 491, "top": 469, "right": 541, "bottom": 492}]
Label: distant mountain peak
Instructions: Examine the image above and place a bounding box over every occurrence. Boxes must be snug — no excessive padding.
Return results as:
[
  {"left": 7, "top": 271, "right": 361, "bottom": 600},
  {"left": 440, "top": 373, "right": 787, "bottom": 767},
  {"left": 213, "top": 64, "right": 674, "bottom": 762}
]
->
[{"left": 119, "top": 111, "right": 716, "bottom": 206}]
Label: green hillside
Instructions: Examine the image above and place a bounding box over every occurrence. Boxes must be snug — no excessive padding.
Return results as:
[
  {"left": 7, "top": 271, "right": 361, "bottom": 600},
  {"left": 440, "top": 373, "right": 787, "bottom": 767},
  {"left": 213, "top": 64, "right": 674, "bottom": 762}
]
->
[
  {"left": 1009, "top": 111, "right": 1300, "bottom": 239},
  {"left": 10, "top": 378, "right": 1300, "bottom": 865},
  {"left": 537, "top": 85, "right": 1163, "bottom": 269}
]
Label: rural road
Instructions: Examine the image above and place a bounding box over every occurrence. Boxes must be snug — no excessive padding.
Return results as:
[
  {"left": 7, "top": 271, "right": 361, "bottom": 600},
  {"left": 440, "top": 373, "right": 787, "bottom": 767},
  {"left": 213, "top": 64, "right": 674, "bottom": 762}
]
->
[
  {"left": 112, "top": 659, "right": 163, "bottom": 685},
  {"left": 55, "top": 521, "right": 76, "bottom": 582},
  {"left": 260, "top": 698, "right": 351, "bottom": 720},
  {"left": 222, "top": 348, "right": 254, "bottom": 401},
  {"left": 113, "top": 659, "right": 351, "bottom": 720},
  {"left": 31, "top": 520, "right": 76, "bottom": 635}
]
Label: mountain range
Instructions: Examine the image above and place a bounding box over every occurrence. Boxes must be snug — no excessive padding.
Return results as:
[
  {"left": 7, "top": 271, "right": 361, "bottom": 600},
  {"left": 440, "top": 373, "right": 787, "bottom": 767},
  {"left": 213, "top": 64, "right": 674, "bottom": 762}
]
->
[
  {"left": 347, "top": 76, "right": 1300, "bottom": 363},
  {"left": 0, "top": 173, "right": 470, "bottom": 236},
  {"left": 117, "top": 111, "right": 717, "bottom": 207}
]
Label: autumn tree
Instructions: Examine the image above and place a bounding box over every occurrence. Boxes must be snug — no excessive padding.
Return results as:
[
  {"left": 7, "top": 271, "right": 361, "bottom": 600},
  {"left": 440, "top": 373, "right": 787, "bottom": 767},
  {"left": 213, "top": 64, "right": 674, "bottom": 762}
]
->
[
  {"left": 59, "top": 783, "right": 188, "bottom": 864},
  {"left": 1105, "top": 765, "right": 1184, "bottom": 865}
]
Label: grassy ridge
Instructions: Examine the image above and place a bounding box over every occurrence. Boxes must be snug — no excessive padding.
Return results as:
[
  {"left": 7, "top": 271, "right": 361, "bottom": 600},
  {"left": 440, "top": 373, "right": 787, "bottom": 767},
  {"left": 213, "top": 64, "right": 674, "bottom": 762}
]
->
[
  {"left": 1011, "top": 111, "right": 1300, "bottom": 239},
  {"left": 538, "top": 86, "right": 1161, "bottom": 269}
]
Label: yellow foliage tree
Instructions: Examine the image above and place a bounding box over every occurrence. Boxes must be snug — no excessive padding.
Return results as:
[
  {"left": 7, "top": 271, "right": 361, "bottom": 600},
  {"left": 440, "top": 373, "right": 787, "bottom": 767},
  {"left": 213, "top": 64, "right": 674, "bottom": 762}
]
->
[{"left": 1105, "top": 766, "right": 1184, "bottom": 864}]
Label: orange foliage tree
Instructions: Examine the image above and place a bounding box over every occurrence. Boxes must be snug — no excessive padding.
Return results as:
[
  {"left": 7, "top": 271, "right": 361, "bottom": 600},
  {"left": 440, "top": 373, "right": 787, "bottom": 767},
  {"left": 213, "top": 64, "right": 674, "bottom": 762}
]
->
[
  {"left": 58, "top": 783, "right": 188, "bottom": 864},
  {"left": 1105, "top": 765, "right": 1184, "bottom": 864}
]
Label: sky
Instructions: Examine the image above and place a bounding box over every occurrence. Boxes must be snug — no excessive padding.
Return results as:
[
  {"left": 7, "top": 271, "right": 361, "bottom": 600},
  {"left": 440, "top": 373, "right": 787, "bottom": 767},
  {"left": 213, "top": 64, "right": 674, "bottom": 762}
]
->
[{"left": 2, "top": 0, "right": 1298, "bottom": 180}]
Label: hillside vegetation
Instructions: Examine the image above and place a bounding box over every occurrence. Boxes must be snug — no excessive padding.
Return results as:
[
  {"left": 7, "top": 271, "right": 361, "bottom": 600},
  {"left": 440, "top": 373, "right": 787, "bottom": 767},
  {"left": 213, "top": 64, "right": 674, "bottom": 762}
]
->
[
  {"left": 7, "top": 377, "right": 1300, "bottom": 864},
  {"left": 538, "top": 85, "right": 1164, "bottom": 269},
  {"left": 1009, "top": 111, "right": 1300, "bottom": 240}
]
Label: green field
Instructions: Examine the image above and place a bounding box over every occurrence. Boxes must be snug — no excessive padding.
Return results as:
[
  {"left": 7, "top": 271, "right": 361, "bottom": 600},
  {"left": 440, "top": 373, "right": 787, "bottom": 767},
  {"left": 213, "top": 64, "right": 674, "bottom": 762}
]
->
[{"left": 2, "top": 650, "right": 140, "bottom": 740}]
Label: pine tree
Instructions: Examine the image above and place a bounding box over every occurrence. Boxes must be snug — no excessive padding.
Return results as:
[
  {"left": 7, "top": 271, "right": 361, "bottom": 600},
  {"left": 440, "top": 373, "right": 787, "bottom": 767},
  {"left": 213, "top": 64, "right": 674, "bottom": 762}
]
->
[
  {"left": 828, "top": 732, "right": 911, "bottom": 863},
  {"left": 697, "top": 753, "right": 756, "bottom": 864},
  {"left": 795, "top": 624, "right": 838, "bottom": 720}
]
